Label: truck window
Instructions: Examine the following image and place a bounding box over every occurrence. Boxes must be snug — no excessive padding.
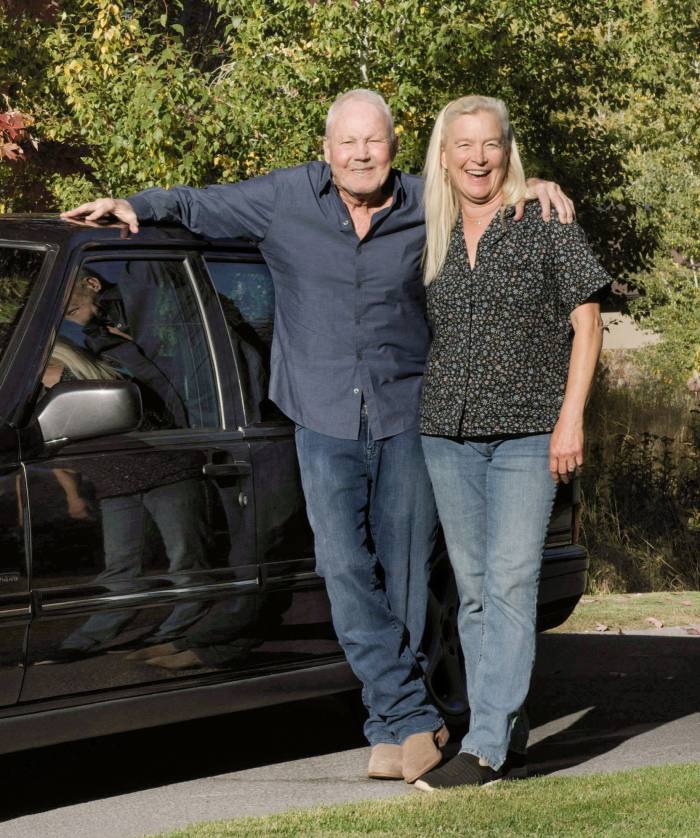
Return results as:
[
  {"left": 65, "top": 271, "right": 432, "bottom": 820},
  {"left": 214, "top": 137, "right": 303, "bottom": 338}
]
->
[
  {"left": 58, "top": 258, "right": 220, "bottom": 429},
  {"left": 0, "top": 245, "right": 45, "bottom": 361},
  {"left": 205, "top": 258, "right": 285, "bottom": 423}
]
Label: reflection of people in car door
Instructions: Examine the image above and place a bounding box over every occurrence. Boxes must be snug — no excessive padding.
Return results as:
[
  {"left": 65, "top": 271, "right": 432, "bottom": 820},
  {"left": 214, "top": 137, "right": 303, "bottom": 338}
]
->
[
  {"left": 41, "top": 337, "right": 120, "bottom": 522},
  {"left": 63, "top": 269, "right": 188, "bottom": 428},
  {"left": 126, "top": 593, "right": 264, "bottom": 670},
  {"left": 42, "top": 338, "right": 210, "bottom": 658}
]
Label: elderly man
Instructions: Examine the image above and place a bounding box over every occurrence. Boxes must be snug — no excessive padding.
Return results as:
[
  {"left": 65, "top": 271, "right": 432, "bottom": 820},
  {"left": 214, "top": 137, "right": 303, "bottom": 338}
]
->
[{"left": 63, "top": 89, "right": 573, "bottom": 783}]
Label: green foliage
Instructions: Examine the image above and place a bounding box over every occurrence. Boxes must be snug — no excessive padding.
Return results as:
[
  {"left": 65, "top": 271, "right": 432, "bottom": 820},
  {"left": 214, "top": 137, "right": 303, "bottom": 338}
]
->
[
  {"left": 0, "top": 0, "right": 698, "bottom": 376},
  {"left": 629, "top": 254, "right": 700, "bottom": 384},
  {"left": 0, "top": 273, "right": 29, "bottom": 321},
  {"left": 0, "top": 245, "right": 46, "bottom": 356}
]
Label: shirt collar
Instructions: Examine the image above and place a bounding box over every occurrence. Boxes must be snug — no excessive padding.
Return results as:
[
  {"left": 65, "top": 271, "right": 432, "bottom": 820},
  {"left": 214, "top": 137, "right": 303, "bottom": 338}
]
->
[
  {"left": 451, "top": 203, "right": 517, "bottom": 261},
  {"left": 318, "top": 164, "right": 405, "bottom": 204},
  {"left": 318, "top": 163, "right": 333, "bottom": 195}
]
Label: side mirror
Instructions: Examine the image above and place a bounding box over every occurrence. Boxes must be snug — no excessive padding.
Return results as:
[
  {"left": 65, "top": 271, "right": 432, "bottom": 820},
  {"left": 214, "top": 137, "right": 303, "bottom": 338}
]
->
[{"left": 37, "top": 381, "right": 143, "bottom": 446}]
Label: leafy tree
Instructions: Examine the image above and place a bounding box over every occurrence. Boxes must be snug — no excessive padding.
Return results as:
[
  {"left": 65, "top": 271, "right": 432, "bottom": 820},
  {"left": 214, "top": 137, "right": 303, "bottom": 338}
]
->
[
  {"left": 0, "top": 0, "right": 697, "bottom": 379},
  {"left": 0, "top": 110, "right": 34, "bottom": 161}
]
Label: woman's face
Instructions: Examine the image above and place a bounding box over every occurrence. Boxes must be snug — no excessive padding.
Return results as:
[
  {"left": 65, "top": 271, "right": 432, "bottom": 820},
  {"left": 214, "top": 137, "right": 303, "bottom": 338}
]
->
[{"left": 441, "top": 110, "right": 508, "bottom": 206}]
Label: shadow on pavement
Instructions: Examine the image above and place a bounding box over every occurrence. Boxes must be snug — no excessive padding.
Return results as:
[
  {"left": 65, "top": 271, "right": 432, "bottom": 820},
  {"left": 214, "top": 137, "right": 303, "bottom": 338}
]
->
[
  {"left": 526, "top": 633, "right": 700, "bottom": 775},
  {"left": 0, "top": 690, "right": 367, "bottom": 822},
  {"left": 0, "top": 632, "right": 697, "bottom": 822}
]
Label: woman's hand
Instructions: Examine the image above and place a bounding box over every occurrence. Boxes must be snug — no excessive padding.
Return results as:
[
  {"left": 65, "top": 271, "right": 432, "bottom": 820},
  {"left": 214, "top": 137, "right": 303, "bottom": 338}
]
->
[
  {"left": 549, "top": 417, "right": 584, "bottom": 484},
  {"left": 106, "top": 325, "right": 132, "bottom": 341},
  {"left": 67, "top": 496, "right": 92, "bottom": 520},
  {"left": 52, "top": 468, "right": 93, "bottom": 520}
]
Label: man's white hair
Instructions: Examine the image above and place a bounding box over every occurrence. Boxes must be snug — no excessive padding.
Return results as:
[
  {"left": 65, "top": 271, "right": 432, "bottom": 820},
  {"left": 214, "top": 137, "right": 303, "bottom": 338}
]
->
[{"left": 325, "top": 89, "right": 395, "bottom": 139}]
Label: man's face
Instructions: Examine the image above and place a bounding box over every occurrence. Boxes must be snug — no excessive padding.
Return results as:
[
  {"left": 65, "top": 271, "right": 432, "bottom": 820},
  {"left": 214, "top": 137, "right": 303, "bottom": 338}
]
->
[
  {"left": 323, "top": 101, "right": 396, "bottom": 203},
  {"left": 65, "top": 276, "right": 101, "bottom": 326}
]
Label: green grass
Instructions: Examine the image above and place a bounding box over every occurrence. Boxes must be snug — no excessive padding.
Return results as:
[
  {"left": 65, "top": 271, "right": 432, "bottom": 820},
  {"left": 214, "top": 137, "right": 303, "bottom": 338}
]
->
[
  {"left": 154, "top": 763, "right": 700, "bottom": 837},
  {"left": 550, "top": 590, "right": 700, "bottom": 634}
]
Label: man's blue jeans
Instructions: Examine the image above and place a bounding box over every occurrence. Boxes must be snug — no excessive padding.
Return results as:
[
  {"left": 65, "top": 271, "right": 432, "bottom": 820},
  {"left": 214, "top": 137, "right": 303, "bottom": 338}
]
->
[
  {"left": 295, "top": 411, "right": 443, "bottom": 745},
  {"left": 421, "top": 433, "right": 556, "bottom": 770}
]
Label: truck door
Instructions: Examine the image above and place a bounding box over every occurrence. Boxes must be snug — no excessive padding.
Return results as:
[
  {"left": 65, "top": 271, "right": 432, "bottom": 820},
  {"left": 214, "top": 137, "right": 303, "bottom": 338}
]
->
[
  {"left": 21, "top": 254, "right": 261, "bottom": 701},
  {"left": 0, "top": 244, "right": 47, "bottom": 706},
  {"left": 203, "top": 255, "right": 344, "bottom": 669}
]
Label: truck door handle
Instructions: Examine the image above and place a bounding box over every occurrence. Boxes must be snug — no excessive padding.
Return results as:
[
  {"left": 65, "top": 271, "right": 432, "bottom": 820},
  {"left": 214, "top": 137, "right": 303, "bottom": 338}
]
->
[{"left": 202, "top": 461, "right": 251, "bottom": 477}]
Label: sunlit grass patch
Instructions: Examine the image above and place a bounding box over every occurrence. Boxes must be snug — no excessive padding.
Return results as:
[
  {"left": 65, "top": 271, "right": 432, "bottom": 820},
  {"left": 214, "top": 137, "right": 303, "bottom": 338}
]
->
[
  {"left": 550, "top": 590, "right": 700, "bottom": 633},
  {"left": 154, "top": 763, "right": 700, "bottom": 837}
]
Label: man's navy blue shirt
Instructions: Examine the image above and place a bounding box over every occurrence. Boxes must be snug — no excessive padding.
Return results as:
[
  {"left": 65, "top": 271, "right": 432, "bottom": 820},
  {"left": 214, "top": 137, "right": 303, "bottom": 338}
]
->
[{"left": 129, "top": 161, "right": 429, "bottom": 440}]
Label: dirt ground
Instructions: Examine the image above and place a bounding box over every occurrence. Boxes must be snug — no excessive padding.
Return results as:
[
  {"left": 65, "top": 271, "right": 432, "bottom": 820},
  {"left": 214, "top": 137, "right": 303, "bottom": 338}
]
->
[{"left": 550, "top": 591, "right": 700, "bottom": 634}]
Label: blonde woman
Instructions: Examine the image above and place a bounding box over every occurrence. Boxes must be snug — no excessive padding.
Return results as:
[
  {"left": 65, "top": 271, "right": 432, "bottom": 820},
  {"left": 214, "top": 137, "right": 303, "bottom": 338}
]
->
[
  {"left": 42, "top": 336, "right": 122, "bottom": 387},
  {"left": 416, "top": 96, "right": 609, "bottom": 790}
]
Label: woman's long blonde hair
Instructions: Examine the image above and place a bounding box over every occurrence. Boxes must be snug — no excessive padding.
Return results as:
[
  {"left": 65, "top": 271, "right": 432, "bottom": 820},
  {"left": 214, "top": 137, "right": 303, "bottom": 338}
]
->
[
  {"left": 422, "top": 95, "right": 527, "bottom": 285},
  {"left": 50, "top": 337, "right": 122, "bottom": 381}
]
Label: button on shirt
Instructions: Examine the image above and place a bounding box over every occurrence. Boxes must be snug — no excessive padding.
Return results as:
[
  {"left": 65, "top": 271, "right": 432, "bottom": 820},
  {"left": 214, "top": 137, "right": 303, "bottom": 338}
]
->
[
  {"left": 419, "top": 203, "right": 610, "bottom": 437},
  {"left": 128, "top": 162, "right": 428, "bottom": 440}
]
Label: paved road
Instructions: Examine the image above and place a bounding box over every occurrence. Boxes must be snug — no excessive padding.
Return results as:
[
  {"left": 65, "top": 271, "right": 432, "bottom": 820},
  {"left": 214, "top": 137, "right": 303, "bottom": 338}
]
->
[{"left": 1, "top": 629, "right": 698, "bottom": 838}]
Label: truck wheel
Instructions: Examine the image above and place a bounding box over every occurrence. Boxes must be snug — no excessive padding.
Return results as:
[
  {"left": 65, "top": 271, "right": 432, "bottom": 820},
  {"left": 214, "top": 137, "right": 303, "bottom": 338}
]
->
[{"left": 423, "top": 550, "right": 469, "bottom": 729}]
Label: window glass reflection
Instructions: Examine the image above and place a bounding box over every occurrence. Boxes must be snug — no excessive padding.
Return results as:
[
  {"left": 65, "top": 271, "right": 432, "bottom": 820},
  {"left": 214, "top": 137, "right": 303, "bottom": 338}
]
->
[
  {"left": 60, "top": 259, "right": 218, "bottom": 429},
  {"left": 205, "top": 259, "right": 283, "bottom": 423}
]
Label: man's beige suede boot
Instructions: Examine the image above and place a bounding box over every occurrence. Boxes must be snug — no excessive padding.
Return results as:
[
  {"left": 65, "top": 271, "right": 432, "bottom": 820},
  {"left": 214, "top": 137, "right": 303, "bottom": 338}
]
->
[
  {"left": 402, "top": 725, "right": 450, "bottom": 783},
  {"left": 367, "top": 743, "right": 403, "bottom": 779}
]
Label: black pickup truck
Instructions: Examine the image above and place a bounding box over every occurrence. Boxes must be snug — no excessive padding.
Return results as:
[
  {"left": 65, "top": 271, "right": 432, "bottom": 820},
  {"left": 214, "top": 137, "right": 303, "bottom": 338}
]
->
[{"left": 0, "top": 216, "right": 588, "bottom": 753}]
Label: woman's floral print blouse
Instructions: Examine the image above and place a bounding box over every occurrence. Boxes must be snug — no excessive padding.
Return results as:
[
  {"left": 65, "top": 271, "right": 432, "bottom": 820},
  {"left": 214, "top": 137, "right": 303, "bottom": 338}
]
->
[{"left": 419, "top": 202, "right": 610, "bottom": 438}]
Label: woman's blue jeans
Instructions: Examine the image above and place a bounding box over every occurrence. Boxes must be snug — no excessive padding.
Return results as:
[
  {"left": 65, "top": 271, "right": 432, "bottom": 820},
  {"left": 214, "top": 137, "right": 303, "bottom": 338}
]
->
[
  {"left": 295, "top": 410, "right": 443, "bottom": 745},
  {"left": 421, "top": 433, "right": 556, "bottom": 770}
]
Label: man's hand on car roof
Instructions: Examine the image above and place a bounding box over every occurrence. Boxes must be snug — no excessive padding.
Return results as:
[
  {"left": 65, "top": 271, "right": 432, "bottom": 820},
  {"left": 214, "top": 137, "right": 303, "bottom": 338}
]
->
[{"left": 61, "top": 198, "right": 140, "bottom": 234}]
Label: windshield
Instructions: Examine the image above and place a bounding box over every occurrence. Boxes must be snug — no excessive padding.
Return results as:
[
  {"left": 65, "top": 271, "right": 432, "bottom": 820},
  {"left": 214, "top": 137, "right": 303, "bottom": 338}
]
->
[{"left": 0, "top": 245, "right": 45, "bottom": 360}]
